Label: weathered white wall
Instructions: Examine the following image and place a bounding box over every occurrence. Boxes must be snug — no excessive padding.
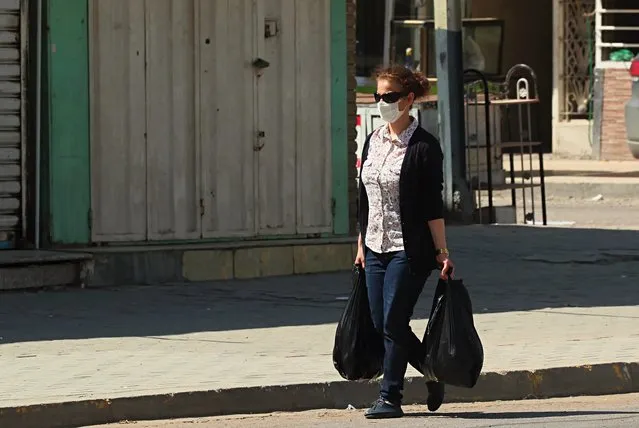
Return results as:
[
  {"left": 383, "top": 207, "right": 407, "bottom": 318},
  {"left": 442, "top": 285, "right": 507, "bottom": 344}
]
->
[
  {"left": 90, "top": 0, "right": 147, "bottom": 242},
  {"left": 146, "top": 0, "right": 200, "bottom": 240},
  {"left": 90, "top": 0, "right": 333, "bottom": 242}
]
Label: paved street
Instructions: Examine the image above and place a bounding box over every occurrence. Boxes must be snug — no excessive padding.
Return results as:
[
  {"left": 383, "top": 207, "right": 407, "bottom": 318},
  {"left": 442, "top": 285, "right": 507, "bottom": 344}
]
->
[
  {"left": 2, "top": 198, "right": 639, "bottom": 409},
  {"left": 89, "top": 394, "right": 639, "bottom": 427}
]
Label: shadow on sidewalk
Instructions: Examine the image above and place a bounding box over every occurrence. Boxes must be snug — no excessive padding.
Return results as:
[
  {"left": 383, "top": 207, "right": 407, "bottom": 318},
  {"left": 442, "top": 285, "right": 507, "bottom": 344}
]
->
[
  {"left": 1, "top": 225, "right": 638, "bottom": 344},
  {"left": 411, "top": 410, "right": 639, "bottom": 419}
]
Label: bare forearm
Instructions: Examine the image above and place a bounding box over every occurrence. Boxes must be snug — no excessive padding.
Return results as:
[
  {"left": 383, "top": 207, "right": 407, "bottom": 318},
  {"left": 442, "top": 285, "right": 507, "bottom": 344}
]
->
[
  {"left": 427, "top": 218, "right": 447, "bottom": 249},
  {"left": 358, "top": 233, "right": 363, "bottom": 249}
]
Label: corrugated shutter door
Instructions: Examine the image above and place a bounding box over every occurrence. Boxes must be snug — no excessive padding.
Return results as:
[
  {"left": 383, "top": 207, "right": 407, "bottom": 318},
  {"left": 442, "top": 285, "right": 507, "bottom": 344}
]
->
[{"left": 0, "top": 0, "right": 22, "bottom": 244}]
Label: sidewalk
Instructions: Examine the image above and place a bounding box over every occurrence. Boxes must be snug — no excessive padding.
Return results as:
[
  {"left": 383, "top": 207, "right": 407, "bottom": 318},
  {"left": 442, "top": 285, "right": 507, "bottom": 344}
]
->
[
  {"left": 507, "top": 157, "right": 639, "bottom": 179},
  {"left": 2, "top": 225, "right": 639, "bottom": 426},
  {"left": 503, "top": 157, "right": 639, "bottom": 199}
]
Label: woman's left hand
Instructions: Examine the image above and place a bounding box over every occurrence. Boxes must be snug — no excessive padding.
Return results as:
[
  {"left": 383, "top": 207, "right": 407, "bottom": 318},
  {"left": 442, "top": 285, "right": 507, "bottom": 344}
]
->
[{"left": 436, "top": 254, "right": 455, "bottom": 280}]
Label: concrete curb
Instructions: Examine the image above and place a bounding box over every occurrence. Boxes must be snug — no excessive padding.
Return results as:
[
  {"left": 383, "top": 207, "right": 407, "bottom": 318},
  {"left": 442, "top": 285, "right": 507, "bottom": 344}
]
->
[
  {"left": 86, "top": 241, "right": 357, "bottom": 288},
  {"left": 490, "top": 182, "right": 639, "bottom": 200},
  {"left": 542, "top": 182, "right": 639, "bottom": 199},
  {"left": 2, "top": 362, "right": 638, "bottom": 428}
]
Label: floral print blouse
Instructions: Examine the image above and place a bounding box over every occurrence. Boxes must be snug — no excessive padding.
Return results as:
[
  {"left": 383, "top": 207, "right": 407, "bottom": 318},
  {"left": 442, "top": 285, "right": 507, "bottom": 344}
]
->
[{"left": 361, "top": 119, "right": 418, "bottom": 253}]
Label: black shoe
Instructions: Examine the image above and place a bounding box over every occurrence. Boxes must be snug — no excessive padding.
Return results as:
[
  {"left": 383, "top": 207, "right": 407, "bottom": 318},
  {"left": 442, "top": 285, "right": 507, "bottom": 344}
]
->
[
  {"left": 426, "top": 381, "right": 445, "bottom": 412},
  {"left": 364, "top": 398, "right": 404, "bottom": 419}
]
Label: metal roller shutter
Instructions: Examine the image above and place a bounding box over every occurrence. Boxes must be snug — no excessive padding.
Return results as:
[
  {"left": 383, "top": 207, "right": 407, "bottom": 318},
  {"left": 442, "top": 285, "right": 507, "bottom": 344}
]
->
[{"left": 0, "top": 0, "right": 23, "bottom": 246}]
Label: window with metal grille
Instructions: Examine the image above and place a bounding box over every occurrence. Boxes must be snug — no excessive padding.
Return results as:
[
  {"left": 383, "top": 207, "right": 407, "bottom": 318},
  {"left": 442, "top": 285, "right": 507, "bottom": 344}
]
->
[
  {"left": 596, "top": 0, "right": 639, "bottom": 67},
  {"left": 559, "top": 0, "right": 595, "bottom": 119}
]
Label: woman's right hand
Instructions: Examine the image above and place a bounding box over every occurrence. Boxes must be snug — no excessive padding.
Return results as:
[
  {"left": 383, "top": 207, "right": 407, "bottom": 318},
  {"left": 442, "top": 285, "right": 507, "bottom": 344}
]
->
[{"left": 354, "top": 245, "right": 365, "bottom": 268}]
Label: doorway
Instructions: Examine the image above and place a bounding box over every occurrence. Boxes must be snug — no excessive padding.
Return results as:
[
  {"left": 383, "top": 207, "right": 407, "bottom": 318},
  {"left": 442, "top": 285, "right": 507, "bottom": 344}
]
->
[{"left": 90, "top": 0, "right": 333, "bottom": 242}]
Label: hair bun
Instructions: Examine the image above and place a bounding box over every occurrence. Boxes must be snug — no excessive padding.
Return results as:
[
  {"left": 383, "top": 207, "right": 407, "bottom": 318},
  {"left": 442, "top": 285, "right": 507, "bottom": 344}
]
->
[
  {"left": 413, "top": 72, "right": 431, "bottom": 98},
  {"left": 374, "top": 65, "right": 431, "bottom": 99}
]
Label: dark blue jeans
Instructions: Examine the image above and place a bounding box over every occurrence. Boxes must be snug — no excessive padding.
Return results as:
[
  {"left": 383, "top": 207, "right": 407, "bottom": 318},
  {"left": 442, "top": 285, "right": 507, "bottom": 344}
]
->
[{"left": 365, "top": 248, "right": 430, "bottom": 405}]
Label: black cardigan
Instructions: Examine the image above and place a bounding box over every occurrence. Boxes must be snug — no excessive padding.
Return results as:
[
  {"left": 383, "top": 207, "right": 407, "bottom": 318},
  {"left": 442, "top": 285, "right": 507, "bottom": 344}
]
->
[{"left": 358, "top": 126, "right": 444, "bottom": 274}]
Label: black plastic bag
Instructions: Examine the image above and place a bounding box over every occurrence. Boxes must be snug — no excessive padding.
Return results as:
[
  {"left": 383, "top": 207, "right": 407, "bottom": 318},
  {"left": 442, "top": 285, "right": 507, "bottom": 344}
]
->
[
  {"left": 422, "top": 277, "right": 484, "bottom": 388},
  {"left": 333, "top": 265, "right": 384, "bottom": 381}
]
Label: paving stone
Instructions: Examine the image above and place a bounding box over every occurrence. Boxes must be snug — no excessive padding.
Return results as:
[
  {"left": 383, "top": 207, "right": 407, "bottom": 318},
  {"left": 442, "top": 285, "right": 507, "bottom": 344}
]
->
[{"left": 2, "top": 225, "right": 638, "bottom": 408}]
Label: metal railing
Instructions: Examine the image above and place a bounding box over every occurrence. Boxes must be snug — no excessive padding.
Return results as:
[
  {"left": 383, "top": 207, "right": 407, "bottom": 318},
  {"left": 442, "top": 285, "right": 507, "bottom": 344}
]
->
[
  {"left": 463, "top": 69, "right": 495, "bottom": 224},
  {"left": 463, "top": 65, "right": 548, "bottom": 226}
]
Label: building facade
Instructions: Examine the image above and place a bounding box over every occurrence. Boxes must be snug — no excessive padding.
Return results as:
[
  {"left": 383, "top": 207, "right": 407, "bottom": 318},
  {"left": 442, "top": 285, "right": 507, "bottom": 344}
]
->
[
  {"left": 355, "top": 0, "right": 638, "bottom": 161},
  {"left": 592, "top": 0, "right": 639, "bottom": 160}
]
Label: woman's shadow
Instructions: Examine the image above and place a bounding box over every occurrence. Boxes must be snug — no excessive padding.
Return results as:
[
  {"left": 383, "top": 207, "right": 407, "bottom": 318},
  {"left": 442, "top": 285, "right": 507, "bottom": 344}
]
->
[{"left": 407, "top": 410, "right": 639, "bottom": 419}]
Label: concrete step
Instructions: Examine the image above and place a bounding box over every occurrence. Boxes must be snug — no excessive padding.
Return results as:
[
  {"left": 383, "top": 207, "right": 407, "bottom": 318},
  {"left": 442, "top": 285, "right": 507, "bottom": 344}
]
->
[
  {"left": 488, "top": 179, "right": 639, "bottom": 200},
  {"left": 498, "top": 157, "right": 639, "bottom": 199},
  {"left": 0, "top": 251, "right": 93, "bottom": 291},
  {"left": 65, "top": 238, "right": 357, "bottom": 287},
  {"left": 474, "top": 205, "right": 517, "bottom": 224}
]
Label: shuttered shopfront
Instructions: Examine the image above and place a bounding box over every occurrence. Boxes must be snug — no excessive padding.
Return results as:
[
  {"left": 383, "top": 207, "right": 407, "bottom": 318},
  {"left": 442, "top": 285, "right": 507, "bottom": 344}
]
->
[{"left": 0, "top": 0, "right": 25, "bottom": 246}]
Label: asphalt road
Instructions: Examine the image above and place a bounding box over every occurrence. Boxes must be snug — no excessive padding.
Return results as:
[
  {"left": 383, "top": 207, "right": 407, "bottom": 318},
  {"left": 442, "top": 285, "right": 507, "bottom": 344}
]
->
[{"left": 89, "top": 393, "right": 639, "bottom": 427}]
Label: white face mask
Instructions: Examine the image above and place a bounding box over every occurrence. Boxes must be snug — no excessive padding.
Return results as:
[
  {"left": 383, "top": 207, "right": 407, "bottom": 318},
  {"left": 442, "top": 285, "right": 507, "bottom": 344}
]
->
[{"left": 377, "top": 100, "right": 405, "bottom": 124}]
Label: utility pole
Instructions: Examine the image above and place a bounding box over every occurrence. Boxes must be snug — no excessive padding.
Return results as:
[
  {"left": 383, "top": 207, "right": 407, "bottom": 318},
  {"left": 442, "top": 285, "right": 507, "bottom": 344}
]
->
[
  {"left": 433, "top": 0, "right": 472, "bottom": 221},
  {"left": 382, "top": 0, "right": 396, "bottom": 66}
]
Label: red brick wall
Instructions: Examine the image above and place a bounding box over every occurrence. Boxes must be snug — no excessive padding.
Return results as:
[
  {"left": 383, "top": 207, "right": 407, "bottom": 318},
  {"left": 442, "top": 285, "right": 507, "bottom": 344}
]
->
[{"left": 601, "top": 68, "right": 634, "bottom": 160}]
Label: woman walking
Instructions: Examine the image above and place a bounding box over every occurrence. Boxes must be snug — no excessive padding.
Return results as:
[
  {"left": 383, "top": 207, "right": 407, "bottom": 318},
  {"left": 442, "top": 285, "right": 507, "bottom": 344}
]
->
[{"left": 355, "top": 65, "right": 455, "bottom": 419}]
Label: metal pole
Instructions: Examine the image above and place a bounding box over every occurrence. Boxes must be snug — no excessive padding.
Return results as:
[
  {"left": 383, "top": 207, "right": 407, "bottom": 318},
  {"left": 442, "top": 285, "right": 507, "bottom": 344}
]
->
[
  {"left": 383, "top": 0, "right": 395, "bottom": 66},
  {"left": 35, "top": 0, "right": 43, "bottom": 248},
  {"left": 434, "top": 0, "right": 472, "bottom": 219}
]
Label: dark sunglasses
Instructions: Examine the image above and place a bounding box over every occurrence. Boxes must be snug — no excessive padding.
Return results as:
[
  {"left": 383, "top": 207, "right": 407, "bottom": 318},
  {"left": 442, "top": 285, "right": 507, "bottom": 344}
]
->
[{"left": 373, "top": 91, "right": 407, "bottom": 104}]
